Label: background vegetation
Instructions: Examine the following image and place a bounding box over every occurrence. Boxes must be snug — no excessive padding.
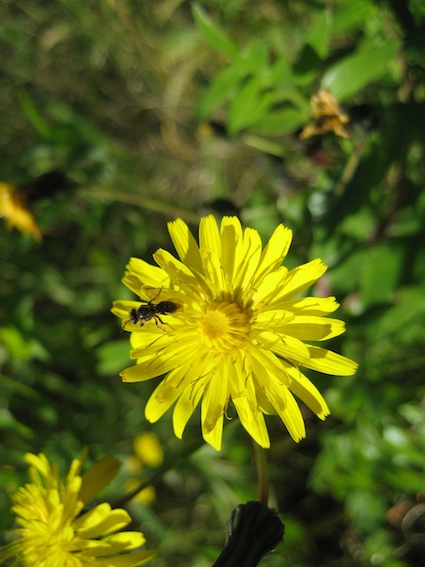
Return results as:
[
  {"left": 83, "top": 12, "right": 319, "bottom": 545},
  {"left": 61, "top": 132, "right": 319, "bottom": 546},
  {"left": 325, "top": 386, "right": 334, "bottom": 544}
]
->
[{"left": 1, "top": 0, "right": 425, "bottom": 565}]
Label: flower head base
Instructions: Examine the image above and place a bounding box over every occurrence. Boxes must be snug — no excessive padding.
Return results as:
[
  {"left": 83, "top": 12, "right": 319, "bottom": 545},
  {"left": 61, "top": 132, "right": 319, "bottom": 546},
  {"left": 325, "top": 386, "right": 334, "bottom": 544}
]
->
[
  {"left": 7, "top": 452, "right": 155, "bottom": 567},
  {"left": 112, "top": 216, "right": 357, "bottom": 450}
]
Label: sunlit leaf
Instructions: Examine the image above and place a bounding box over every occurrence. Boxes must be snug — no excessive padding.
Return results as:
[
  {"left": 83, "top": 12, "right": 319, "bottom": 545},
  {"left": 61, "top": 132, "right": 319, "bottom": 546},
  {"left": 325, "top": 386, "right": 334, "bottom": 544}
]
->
[
  {"left": 321, "top": 41, "right": 400, "bottom": 101},
  {"left": 332, "top": 0, "right": 377, "bottom": 35}
]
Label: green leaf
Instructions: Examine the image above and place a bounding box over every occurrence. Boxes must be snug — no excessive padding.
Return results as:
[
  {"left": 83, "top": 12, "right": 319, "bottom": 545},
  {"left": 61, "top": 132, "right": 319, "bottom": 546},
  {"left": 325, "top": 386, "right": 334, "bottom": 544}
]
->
[
  {"left": 360, "top": 243, "right": 402, "bottom": 307},
  {"left": 268, "top": 58, "right": 293, "bottom": 92},
  {"left": 254, "top": 106, "right": 308, "bottom": 136},
  {"left": 377, "top": 286, "right": 425, "bottom": 340},
  {"left": 339, "top": 208, "right": 376, "bottom": 240},
  {"left": 96, "top": 340, "right": 132, "bottom": 375},
  {"left": 293, "top": 45, "right": 322, "bottom": 86},
  {"left": 242, "top": 39, "right": 269, "bottom": 75},
  {"left": 228, "top": 76, "right": 274, "bottom": 135},
  {"left": 197, "top": 63, "right": 244, "bottom": 118},
  {"left": 332, "top": 0, "right": 377, "bottom": 35},
  {"left": 18, "top": 90, "right": 53, "bottom": 139},
  {"left": 193, "top": 4, "right": 239, "bottom": 59},
  {"left": 306, "top": 9, "right": 332, "bottom": 59},
  {"left": 321, "top": 41, "right": 400, "bottom": 101}
]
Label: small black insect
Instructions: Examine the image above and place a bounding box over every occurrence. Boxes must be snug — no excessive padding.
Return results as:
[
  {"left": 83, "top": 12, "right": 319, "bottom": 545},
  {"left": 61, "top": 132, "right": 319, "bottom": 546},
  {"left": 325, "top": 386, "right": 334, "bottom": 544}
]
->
[
  {"left": 129, "top": 299, "right": 179, "bottom": 326},
  {"left": 123, "top": 290, "right": 180, "bottom": 329}
]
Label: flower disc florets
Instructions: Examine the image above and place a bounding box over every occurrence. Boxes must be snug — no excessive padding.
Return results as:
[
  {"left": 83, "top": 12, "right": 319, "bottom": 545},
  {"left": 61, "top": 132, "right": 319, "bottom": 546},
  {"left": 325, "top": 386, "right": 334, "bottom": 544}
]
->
[
  {"left": 112, "top": 215, "right": 358, "bottom": 450},
  {"left": 200, "top": 301, "right": 251, "bottom": 353}
]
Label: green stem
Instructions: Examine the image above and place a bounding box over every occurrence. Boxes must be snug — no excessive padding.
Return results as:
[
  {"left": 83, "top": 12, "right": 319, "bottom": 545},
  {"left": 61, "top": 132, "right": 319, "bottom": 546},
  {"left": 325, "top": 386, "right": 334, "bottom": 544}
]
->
[
  {"left": 81, "top": 186, "right": 200, "bottom": 224},
  {"left": 252, "top": 441, "right": 269, "bottom": 506}
]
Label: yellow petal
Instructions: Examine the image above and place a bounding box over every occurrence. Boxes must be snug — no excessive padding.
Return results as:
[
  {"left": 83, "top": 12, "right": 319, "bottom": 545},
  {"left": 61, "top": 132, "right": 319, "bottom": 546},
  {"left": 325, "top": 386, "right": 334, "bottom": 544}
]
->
[
  {"left": 168, "top": 218, "right": 204, "bottom": 273},
  {"left": 153, "top": 249, "right": 196, "bottom": 284},
  {"left": 125, "top": 338, "right": 200, "bottom": 381},
  {"left": 130, "top": 329, "right": 174, "bottom": 351},
  {"left": 278, "top": 316, "right": 346, "bottom": 341},
  {"left": 282, "top": 296, "right": 340, "bottom": 315},
  {"left": 97, "top": 531, "right": 146, "bottom": 553},
  {"left": 303, "top": 346, "right": 359, "bottom": 375},
  {"left": 277, "top": 389, "right": 306, "bottom": 442},
  {"left": 145, "top": 379, "right": 181, "bottom": 423},
  {"left": 199, "top": 214, "right": 221, "bottom": 257},
  {"left": 124, "top": 257, "right": 169, "bottom": 291},
  {"left": 220, "top": 216, "right": 243, "bottom": 282},
  {"left": 232, "top": 227, "right": 262, "bottom": 292},
  {"left": 254, "top": 309, "right": 295, "bottom": 327},
  {"left": 173, "top": 375, "right": 207, "bottom": 438},
  {"left": 200, "top": 247, "right": 227, "bottom": 293},
  {"left": 273, "top": 258, "right": 328, "bottom": 303},
  {"left": 260, "top": 331, "right": 312, "bottom": 366},
  {"left": 281, "top": 362, "right": 330, "bottom": 419},
  {"left": 252, "top": 267, "right": 289, "bottom": 305},
  {"left": 202, "top": 414, "right": 224, "bottom": 451},
  {"left": 255, "top": 368, "right": 305, "bottom": 441},
  {"left": 248, "top": 347, "right": 291, "bottom": 388},
  {"left": 201, "top": 371, "right": 230, "bottom": 434},
  {"left": 121, "top": 358, "right": 174, "bottom": 383},
  {"left": 24, "top": 453, "right": 55, "bottom": 480},
  {"left": 75, "top": 504, "right": 131, "bottom": 538},
  {"left": 154, "top": 249, "right": 213, "bottom": 298},
  {"left": 252, "top": 224, "right": 293, "bottom": 286},
  {"left": 232, "top": 374, "right": 270, "bottom": 448}
]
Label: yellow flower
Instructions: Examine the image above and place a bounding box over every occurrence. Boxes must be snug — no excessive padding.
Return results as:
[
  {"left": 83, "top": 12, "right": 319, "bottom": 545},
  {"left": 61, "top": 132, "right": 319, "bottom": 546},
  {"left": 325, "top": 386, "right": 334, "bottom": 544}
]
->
[
  {"left": 7, "top": 453, "right": 155, "bottom": 567},
  {"left": 125, "top": 433, "right": 164, "bottom": 505},
  {"left": 300, "top": 89, "right": 350, "bottom": 140},
  {"left": 112, "top": 215, "right": 357, "bottom": 450},
  {"left": 133, "top": 433, "right": 164, "bottom": 469},
  {"left": 125, "top": 481, "right": 156, "bottom": 506},
  {"left": 0, "top": 182, "right": 42, "bottom": 241}
]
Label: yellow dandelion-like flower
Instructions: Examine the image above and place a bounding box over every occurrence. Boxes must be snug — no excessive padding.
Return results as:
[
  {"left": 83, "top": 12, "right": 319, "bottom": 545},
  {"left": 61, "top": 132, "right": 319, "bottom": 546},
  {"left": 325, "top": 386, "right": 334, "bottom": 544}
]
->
[
  {"left": 0, "top": 182, "right": 42, "bottom": 241},
  {"left": 112, "top": 215, "right": 357, "bottom": 451},
  {"left": 6, "top": 452, "right": 155, "bottom": 567}
]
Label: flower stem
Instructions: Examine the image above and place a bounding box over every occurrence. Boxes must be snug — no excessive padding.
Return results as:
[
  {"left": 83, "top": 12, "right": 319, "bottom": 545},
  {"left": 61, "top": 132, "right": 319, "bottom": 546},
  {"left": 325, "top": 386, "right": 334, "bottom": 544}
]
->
[
  {"left": 81, "top": 185, "right": 200, "bottom": 223},
  {"left": 252, "top": 441, "right": 269, "bottom": 506}
]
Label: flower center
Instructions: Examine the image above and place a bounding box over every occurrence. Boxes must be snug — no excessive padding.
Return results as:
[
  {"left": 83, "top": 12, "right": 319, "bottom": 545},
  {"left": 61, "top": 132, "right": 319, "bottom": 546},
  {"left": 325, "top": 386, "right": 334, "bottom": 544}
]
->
[{"left": 200, "top": 302, "right": 250, "bottom": 354}]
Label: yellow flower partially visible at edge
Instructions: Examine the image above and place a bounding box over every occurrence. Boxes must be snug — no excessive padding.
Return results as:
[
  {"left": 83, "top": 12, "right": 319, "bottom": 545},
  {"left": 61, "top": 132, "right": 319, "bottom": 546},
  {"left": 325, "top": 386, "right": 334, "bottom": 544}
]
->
[
  {"left": 6, "top": 452, "right": 155, "bottom": 567},
  {"left": 112, "top": 215, "right": 358, "bottom": 451},
  {"left": 0, "top": 182, "right": 42, "bottom": 241}
]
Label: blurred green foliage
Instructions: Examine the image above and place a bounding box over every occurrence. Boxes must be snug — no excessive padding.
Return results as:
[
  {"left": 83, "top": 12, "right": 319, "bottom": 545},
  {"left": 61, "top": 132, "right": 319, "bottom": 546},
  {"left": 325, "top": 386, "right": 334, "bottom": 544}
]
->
[{"left": 1, "top": 0, "right": 425, "bottom": 565}]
